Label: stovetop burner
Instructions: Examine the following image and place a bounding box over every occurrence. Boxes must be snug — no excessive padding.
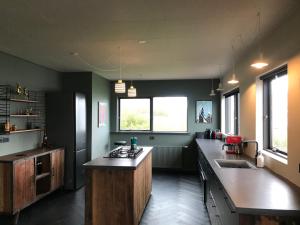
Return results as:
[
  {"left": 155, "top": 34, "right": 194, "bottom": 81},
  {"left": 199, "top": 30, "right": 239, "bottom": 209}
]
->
[{"left": 104, "top": 147, "right": 143, "bottom": 159}]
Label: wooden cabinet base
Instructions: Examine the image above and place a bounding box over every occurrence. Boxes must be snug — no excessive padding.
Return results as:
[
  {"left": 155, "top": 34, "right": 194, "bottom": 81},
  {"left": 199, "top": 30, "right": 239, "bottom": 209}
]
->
[
  {"left": 85, "top": 152, "right": 152, "bottom": 225},
  {"left": 0, "top": 148, "right": 64, "bottom": 224}
]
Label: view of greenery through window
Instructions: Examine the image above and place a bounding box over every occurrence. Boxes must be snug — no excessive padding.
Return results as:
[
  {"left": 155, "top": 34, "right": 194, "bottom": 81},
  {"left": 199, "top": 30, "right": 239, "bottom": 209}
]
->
[
  {"left": 119, "top": 97, "right": 187, "bottom": 132},
  {"left": 120, "top": 98, "right": 150, "bottom": 130},
  {"left": 153, "top": 97, "right": 187, "bottom": 132},
  {"left": 270, "top": 75, "right": 288, "bottom": 153}
]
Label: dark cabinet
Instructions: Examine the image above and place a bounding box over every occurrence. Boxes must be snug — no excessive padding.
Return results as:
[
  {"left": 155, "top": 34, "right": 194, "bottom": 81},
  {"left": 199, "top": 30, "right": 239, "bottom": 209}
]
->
[{"left": 197, "top": 146, "right": 238, "bottom": 225}]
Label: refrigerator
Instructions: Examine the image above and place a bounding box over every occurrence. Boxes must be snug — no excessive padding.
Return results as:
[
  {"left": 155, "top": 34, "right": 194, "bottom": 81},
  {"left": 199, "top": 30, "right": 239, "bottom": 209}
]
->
[{"left": 46, "top": 92, "right": 87, "bottom": 190}]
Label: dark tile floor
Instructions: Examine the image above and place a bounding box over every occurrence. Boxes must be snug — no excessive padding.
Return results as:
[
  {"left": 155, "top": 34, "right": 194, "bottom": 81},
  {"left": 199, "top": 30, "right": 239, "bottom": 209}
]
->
[{"left": 0, "top": 172, "right": 210, "bottom": 225}]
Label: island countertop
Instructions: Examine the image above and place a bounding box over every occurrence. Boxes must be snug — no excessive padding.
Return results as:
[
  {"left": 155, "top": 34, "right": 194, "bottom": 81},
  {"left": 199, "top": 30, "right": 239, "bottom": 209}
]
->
[
  {"left": 84, "top": 146, "right": 153, "bottom": 170},
  {"left": 196, "top": 139, "right": 300, "bottom": 216}
]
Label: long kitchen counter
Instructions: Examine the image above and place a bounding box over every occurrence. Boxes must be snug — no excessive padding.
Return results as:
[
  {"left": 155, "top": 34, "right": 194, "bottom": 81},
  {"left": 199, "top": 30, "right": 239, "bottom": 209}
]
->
[
  {"left": 196, "top": 139, "right": 300, "bottom": 216},
  {"left": 84, "top": 146, "right": 153, "bottom": 169}
]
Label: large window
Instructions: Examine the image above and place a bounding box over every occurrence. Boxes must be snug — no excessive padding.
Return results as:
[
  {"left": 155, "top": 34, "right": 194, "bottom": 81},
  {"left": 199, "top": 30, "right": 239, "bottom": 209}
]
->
[
  {"left": 153, "top": 97, "right": 187, "bottom": 132},
  {"left": 224, "top": 89, "right": 239, "bottom": 135},
  {"left": 119, "top": 98, "right": 151, "bottom": 131},
  {"left": 119, "top": 97, "right": 187, "bottom": 132},
  {"left": 262, "top": 65, "right": 288, "bottom": 155}
]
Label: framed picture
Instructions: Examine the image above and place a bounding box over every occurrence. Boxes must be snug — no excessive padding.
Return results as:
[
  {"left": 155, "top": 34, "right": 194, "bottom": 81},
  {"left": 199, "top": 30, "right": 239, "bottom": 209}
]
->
[
  {"left": 196, "top": 100, "right": 212, "bottom": 123},
  {"left": 98, "top": 102, "right": 107, "bottom": 127}
]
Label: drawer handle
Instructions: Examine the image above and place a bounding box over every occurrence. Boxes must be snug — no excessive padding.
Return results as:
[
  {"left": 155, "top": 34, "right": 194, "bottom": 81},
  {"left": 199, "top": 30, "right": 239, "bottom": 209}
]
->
[{"left": 224, "top": 196, "right": 236, "bottom": 213}]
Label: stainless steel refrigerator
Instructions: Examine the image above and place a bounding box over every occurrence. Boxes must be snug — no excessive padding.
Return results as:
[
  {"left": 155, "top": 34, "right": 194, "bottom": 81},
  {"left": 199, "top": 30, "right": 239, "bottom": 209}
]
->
[{"left": 46, "top": 92, "right": 87, "bottom": 190}]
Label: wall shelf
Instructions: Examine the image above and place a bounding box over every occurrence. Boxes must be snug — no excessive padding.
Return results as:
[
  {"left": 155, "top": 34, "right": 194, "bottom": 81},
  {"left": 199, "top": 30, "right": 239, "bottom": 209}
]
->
[
  {"left": 10, "top": 128, "right": 43, "bottom": 134},
  {"left": 9, "top": 98, "right": 38, "bottom": 103},
  {"left": 10, "top": 114, "right": 39, "bottom": 117},
  {"left": 36, "top": 172, "right": 51, "bottom": 180}
]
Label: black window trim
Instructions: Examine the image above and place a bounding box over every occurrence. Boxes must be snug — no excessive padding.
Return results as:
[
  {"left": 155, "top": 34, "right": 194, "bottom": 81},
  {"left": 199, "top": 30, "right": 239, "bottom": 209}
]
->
[
  {"left": 261, "top": 65, "right": 288, "bottom": 156},
  {"left": 224, "top": 88, "right": 239, "bottom": 135},
  {"left": 118, "top": 96, "right": 188, "bottom": 133}
]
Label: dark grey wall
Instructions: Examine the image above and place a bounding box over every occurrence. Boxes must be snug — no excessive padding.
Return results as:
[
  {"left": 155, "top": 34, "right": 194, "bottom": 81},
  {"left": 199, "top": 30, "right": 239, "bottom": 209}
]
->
[
  {"left": 0, "top": 52, "right": 62, "bottom": 156},
  {"left": 110, "top": 79, "right": 220, "bottom": 148},
  {"left": 91, "top": 73, "right": 110, "bottom": 159}
]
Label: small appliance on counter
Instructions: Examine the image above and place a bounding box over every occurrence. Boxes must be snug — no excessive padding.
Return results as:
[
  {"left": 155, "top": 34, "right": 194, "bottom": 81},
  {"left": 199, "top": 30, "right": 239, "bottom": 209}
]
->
[{"left": 222, "top": 135, "right": 242, "bottom": 154}]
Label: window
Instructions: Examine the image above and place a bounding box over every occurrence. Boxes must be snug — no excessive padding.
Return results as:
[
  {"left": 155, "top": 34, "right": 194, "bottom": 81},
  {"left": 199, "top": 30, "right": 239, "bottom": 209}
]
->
[
  {"left": 119, "top": 98, "right": 151, "bottom": 131},
  {"left": 262, "top": 65, "right": 288, "bottom": 155},
  {"left": 224, "top": 89, "right": 239, "bottom": 135},
  {"left": 119, "top": 97, "right": 188, "bottom": 132},
  {"left": 153, "top": 97, "right": 187, "bottom": 132}
]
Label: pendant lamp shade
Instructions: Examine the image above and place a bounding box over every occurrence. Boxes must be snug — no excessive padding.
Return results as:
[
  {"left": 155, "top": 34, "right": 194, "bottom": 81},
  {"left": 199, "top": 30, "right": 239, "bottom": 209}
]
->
[
  {"left": 209, "top": 79, "right": 216, "bottom": 96},
  {"left": 209, "top": 89, "right": 216, "bottom": 96},
  {"left": 128, "top": 85, "right": 137, "bottom": 97},
  {"left": 216, "top": 82, "right": 224, "bottom": 91},
  {"left": 228, "top": 73, "right": 239, "bottom": 84},
  {"left": 114, "top": 47, "right": 126, "bottom": 94},
  {"left": 115, "top": 80, "right": 126, "bottom": 93},
  {"left": 250, "top": 12, "right": 269, "bottom": 69}
]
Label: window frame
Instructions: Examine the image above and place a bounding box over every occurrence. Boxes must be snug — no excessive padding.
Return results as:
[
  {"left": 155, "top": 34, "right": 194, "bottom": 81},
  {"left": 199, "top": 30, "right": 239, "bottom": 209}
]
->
[
  {"left": 118, "top": 97, "right": 152, "bottom": 132},
  {"left": 261, "top": 65, "right": 288, "bottom": 156},
  {"left": 224, "top": 88, "right": 239, "bottom": 135},
  {"left": 118, "top": 96, "right": 188, "bottom": 133}
]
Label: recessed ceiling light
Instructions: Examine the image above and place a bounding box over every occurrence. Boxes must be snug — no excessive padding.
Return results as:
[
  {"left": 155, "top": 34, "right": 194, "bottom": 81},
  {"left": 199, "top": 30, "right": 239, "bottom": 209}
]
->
[
  {"left": 70, "top": 52, "right": 79, "bottom": 56},
  {"left": 138, "top": 40, "right": 147, "bottom": 44}
]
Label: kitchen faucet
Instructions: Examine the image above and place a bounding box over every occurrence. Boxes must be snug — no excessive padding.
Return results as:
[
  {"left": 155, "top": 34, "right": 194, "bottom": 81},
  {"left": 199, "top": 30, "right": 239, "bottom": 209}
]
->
[{"left": 242, "top": 140, "right": 259, "bottom": 165}]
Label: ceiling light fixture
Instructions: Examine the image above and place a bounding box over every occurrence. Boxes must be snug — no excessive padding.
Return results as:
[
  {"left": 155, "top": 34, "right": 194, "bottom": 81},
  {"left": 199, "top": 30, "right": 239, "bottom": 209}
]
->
[
  {"left": 228, "top": 43, "right": 239, "bottom": 85},
  {"left": 216, "top": 65, "right": 224, "bottom": 91},
  {"left": 228, "top": 73, "right": 239, "bottom": 84},
  {"left": 115, "top": 47, "right": 126, "bottom": 94},
  {"left": 128, "top": 81, "right": 137, "bottom": 97},
  {"left": 138, "top": 40, "right": 147, "bottom": 44},
  {"left": 209, "top": 79, "right": 216, "bottom": 96},
  {"left": 251, "top": 12, "right": 268, "bottom": 69}
]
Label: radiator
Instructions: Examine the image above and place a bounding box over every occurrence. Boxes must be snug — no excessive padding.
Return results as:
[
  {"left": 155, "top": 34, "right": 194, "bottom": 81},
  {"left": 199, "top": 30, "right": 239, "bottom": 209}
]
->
[{"left": 152, "top": 146, "right": 183, "bottom": 169}]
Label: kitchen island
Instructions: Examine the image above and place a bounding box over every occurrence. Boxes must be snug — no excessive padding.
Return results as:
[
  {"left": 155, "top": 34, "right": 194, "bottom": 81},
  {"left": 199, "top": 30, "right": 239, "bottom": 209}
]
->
[
  {"left": 84, "top": 146, "right": 153, "bottom": 225},
  {"left": 196, "top": 139, "right": 300, "bottom": 225}
]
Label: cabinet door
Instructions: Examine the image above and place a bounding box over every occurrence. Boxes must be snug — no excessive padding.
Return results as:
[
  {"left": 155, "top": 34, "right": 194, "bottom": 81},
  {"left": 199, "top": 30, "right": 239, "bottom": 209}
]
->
[
  {"left": 13, "top": 158, "right": 35, "bottom": 212},
  {"left": 51, "top": 150, "right": 64, "bottom": 190}
]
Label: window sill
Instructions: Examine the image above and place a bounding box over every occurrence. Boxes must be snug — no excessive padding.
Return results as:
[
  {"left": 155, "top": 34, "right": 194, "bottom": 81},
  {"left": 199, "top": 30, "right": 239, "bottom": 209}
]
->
[
  {"left": 262, "top": 149, "right": 288, "bottom": 165},
  {"left": 111, "top": 131, "right": 190, "bottom": 135}
]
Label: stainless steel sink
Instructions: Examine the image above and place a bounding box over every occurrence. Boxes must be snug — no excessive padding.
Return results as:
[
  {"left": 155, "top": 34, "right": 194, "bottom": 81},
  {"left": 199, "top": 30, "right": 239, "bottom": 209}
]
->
[{"left": 214, "top": 159, "right": 256, "bottom": 169}]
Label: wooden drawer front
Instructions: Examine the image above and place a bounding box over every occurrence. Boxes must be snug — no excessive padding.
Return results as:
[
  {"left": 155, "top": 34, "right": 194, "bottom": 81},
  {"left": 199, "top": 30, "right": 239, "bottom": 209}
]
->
[
  {"left": 13, "top": 159, "right": 35, "bottom": 213},
  {"left": 0, "top": 163, "right": 12, "bottom": 213}
]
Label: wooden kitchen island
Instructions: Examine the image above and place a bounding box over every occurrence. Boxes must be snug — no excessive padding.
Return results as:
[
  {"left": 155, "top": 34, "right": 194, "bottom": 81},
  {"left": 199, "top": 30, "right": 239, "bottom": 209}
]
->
[{"left": 84, "top": 146, "right": 152, "bottom": 225}]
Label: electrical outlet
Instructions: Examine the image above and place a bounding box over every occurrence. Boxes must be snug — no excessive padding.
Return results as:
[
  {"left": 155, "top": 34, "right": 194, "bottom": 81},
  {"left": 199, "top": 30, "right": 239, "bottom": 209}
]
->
[{"left": 0, "top": 137, "right": 9, "bottom": 143}]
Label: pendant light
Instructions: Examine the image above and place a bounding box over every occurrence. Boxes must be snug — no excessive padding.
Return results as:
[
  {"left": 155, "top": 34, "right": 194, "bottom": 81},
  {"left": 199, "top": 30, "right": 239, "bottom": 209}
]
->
[
  {"left": 115, "top": 47, "right": 126, "bottom": 93},
  {"left": 228, "top": 43, "right": 239, "bottom": 84},
  {"left": 128, "top": 81, "right": 137, "bottom": 97},
  {"left": 209, "top": 79, "right": 216, "bottom": 96},
  {"left": 251, "top": 12, "right": 268, "bottom": 69},
  {"left": 216, "top": 66, "right": 224, "bottom": 91},
  {"left": 228, "top": 73, "right": 239, "bottom": 84},
  {"left": 216, "top": 82, "right": 224, "bottom": 91}
]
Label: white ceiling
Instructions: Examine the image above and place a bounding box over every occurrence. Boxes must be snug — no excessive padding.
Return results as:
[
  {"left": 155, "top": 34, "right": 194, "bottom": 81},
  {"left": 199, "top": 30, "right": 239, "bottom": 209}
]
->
[{"left": 0, "top": 0, "right": 299, "bottom": 80}]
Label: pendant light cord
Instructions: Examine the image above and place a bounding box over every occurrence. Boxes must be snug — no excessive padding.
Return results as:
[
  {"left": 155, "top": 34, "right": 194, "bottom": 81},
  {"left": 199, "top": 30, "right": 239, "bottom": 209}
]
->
[{"left": 119, "top": 46, "right": 122, "bottom": 80}]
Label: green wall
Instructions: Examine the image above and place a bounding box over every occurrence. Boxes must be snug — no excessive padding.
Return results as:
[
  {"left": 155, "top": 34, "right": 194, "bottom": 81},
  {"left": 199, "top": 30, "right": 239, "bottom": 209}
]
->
[
  {"left": 0, "top": 51, "right": 61, "bottom": 156},
  {"left": 91, "top": 73, "right": 110, "bottom": 159},
  {"left": 110, "top": 79, "right": 220, "bottom": 148}
]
